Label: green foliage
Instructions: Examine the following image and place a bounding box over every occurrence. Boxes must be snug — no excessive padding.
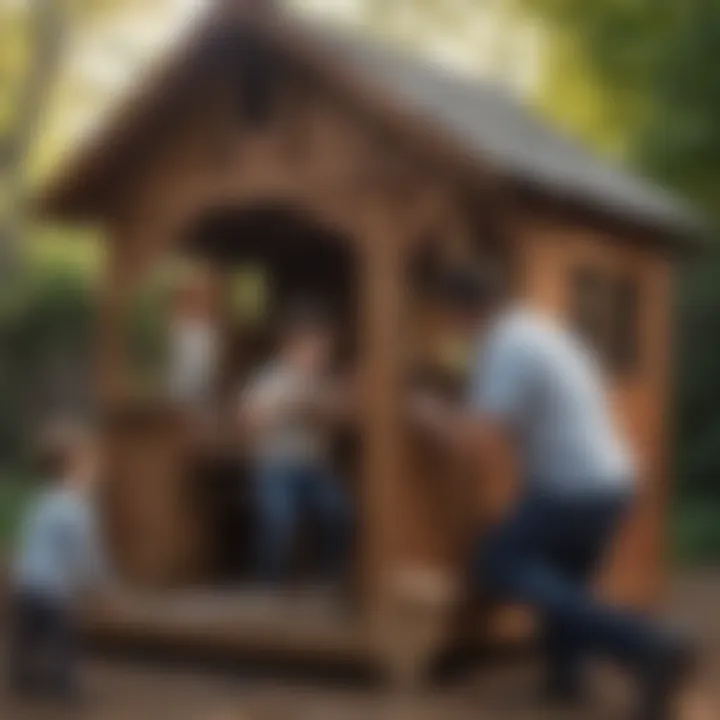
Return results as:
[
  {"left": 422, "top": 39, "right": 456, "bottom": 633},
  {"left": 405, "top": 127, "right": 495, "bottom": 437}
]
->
[
  {"left": 0, "top": 0, "right": 152, "bottom": 277},
  {"left": 0, "top": 250, "right": 96, "bottom": 464},
  {"left": 0, "top": 473, "right": 36, "bottom": 552},
  {"left": 674, "top": 497, "right": 720, "bottom": 564},
  {"left": 510, "top": 0, "right": 720, "bottom": 200},
  {"left": 0, "top": 4, "right": 32, "bottom": 139},
  {"left": 0, "top": 244, "right": 177, "bottom": 469},
  {"left": 125, "top": 272, "right": 172, "bottom": 398}
]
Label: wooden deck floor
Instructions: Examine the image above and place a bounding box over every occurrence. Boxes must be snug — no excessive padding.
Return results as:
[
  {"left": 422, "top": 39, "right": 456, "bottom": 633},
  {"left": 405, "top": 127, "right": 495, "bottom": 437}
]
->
[{"left": 0, "top": 573, "right": 718, "bottom": 719}]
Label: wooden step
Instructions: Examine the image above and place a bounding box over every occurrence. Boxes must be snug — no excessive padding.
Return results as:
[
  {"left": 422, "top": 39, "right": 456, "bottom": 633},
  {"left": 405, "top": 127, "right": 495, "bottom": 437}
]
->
[{"left": 87, "top": 588, "right": 376, "bottom": 666}]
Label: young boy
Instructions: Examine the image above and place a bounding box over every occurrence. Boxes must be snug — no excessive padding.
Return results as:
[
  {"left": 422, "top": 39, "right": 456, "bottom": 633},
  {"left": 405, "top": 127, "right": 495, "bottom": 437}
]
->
[
  {"left": 168, "top": 271, "right": 221, "bottom": 413},
  {"left": 240, "top": 305, "right": 353, "bottom": 588},
  {"left": 8, "top": 419, "right": 113, "bottom": 701}
]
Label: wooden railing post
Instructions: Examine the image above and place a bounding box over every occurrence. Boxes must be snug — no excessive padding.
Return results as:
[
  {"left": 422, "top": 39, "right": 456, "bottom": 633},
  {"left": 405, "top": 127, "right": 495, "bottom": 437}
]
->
[
  {"left": 358, "top": 205, "right": 407, "bottom": 617},
  {"left": 96, "top": 225, "right": 136, "bottom": 408}
]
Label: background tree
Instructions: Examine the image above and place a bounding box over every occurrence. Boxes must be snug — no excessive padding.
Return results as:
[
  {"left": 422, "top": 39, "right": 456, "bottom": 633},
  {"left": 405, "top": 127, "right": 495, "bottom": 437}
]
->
[
  {"left": 0, "top": 0, "right": 155, "bottom": 280},
  {"left": 0, "top": 0, "right": 149, "bottom": 469},
  {"left": 0, "top": 0, "right": 66, "bottom": 279}
]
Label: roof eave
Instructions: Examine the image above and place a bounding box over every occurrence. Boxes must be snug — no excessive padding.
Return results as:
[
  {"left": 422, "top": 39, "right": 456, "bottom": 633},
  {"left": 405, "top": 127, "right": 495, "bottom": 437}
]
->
[{"left": 509, "top": 176, "right": 705, "bottom": 257}]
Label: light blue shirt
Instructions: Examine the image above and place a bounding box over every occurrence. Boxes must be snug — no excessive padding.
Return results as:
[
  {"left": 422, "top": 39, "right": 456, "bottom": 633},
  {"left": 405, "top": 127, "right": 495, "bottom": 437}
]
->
[
  {"left": 470, "top": 308, "right": 635, "bottom": 495},
  {"left": 12, "top": 486, "right": 112, "bottom": 603}
]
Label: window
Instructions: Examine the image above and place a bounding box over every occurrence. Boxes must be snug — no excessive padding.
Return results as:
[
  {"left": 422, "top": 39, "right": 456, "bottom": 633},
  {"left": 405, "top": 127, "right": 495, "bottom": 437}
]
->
[
  {"left": 570, "top": 266, "right": 642, "bottom": 375},
  {"left": 609, "top": 275, "right": 641, "bottom": 374}
]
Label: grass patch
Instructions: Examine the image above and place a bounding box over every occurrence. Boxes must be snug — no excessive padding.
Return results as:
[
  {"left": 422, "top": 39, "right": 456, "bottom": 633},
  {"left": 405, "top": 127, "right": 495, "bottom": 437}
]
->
[{"left": 0, "top": 473, "right": 36, "bottom": 553}]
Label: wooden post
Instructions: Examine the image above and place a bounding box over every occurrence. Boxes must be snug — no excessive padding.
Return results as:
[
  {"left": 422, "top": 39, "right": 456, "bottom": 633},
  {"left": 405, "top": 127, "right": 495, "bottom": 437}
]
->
[
  {"left": 358, "top": 205, "right": 407, "bottom": 614},
  {"left": 358, "top": 204, "right": 451, "bottom": 688},
  {"left": 95, "top": 221, "right": 138, "bottom": 586},
  {"left": 96, "top": 224, "right": 137, "bottom": 407}
]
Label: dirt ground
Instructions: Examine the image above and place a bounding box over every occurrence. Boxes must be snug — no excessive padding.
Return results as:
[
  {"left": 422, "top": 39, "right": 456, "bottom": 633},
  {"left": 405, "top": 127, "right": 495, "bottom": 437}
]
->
[{"left": 0, "top": 571, "right": 718, "bottom": 720}]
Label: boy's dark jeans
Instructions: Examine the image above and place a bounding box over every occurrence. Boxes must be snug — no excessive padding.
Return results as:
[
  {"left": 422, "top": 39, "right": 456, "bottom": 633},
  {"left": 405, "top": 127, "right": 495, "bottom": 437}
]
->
[
  {"left": 477, "top": 486, "right": 669, "bottom": 693},
  {"left": 7, "top": 590, "right": 79, "bottom": 698},
  {"left": 253, "top": 461, "right": 354, "bottom": 585}
]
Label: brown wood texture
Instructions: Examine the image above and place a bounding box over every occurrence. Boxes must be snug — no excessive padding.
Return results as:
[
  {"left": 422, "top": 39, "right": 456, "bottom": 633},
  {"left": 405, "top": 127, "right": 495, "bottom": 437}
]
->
[
  {"left": 356, "top": 207, "right": 411, "bottom": 621},
  {"left": 103, "top": 408, "right": 207, "bottom": 587},
  {"left": 92, "top": 71, "right": 474, "bottom": 599},
  {"left": 82, "top": 35, "right": 674, "bottom": 672},
  {"left": 36, "top": 6, "right": 505, "bottom": 227}
]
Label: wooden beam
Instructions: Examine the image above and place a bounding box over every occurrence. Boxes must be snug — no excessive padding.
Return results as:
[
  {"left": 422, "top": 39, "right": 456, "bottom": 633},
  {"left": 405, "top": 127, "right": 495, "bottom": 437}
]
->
[
  {"left": 357, "top": 203, "right": 409, "bottom": 618},
  {"left": 96, "top": 221, "right": 140, "bottom": 407}
]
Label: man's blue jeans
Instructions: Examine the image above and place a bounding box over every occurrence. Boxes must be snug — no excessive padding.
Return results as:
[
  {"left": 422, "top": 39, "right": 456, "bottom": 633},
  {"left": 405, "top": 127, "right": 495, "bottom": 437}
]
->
[
  {"left": 477, "top": 487, "right": 666, "bottom": 688},
  {"left": 253, "top": 461, "right": 353, "bottom": 585}
]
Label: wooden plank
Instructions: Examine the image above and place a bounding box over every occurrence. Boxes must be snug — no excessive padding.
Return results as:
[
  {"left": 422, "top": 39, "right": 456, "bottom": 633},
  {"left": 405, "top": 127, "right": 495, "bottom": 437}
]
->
[{"left": 87, "top": 589, "right": 375, "bottom": 666}]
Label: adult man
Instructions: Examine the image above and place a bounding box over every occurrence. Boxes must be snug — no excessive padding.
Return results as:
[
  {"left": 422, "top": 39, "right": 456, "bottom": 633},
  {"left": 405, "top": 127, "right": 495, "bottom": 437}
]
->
[{"left": 412, "top": 268, "right": 693, "bottom": 720}]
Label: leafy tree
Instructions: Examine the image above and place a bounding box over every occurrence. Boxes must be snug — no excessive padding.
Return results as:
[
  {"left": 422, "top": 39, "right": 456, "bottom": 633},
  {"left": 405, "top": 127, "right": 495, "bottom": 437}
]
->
[
  {"left": 0, "top": 0, "right": 149, "bottom": 281},
  {"left": 0, "top": 0, "right": 65, "bottom": 278},
  {"left": 0, "top": 0, "right": 150, "bottom": 470}
]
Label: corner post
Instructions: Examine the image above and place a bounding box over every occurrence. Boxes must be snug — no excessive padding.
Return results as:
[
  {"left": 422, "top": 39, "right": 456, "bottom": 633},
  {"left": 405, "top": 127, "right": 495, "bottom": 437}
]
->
[
  {"left": 359, "top": 204, "right": 448, "bottom": 687},
  {"left": 358, "top": 203, "right": 408, "bottom": 613}
]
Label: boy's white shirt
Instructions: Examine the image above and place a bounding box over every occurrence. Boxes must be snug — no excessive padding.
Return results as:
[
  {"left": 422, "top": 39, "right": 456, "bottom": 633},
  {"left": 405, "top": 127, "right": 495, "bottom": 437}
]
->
[
  {"left": 241, "top": 361, "right": 329, "bottom": 466},
  {"left": 12, "top": 484, "right": 112, "bottom": 603}
]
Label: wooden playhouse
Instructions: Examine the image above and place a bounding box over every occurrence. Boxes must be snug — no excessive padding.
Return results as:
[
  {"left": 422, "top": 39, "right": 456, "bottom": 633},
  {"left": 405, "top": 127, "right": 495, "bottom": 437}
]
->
[{"left": 36, "top": 0, "right": 697, "bottom": 683}]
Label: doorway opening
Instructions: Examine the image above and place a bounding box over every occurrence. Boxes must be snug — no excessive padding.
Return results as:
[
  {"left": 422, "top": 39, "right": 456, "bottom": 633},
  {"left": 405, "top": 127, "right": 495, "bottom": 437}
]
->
[{"left": 180, "top": 203, "right": 361, "bottom": 593}]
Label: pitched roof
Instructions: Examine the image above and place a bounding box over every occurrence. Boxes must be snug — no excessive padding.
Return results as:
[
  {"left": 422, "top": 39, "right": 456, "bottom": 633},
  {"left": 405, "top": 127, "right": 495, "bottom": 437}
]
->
[
  {"left": 326, "top": 29, "right": 700, "bottom": 243},
  {"left": 37, "top": 5, "right": 701, "bottom": 247}
]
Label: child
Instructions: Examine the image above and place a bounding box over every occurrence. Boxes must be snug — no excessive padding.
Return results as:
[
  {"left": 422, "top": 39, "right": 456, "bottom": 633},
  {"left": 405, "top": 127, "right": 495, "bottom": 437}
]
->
[
  {"left": 168, "top": 271, "right": 220, "bottom": 413},
  {"left": 240, "top": 305, "right": 354, "bottom": 588},
  {"left": 7, "top": 419, "right": 113, "bottom": 701}
]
